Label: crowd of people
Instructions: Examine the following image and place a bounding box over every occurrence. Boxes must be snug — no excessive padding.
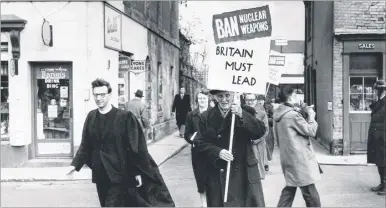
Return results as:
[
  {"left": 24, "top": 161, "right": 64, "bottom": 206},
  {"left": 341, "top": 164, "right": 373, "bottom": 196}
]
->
[{"left": 65, "top": 78, "right": 385, "bottom": 207}]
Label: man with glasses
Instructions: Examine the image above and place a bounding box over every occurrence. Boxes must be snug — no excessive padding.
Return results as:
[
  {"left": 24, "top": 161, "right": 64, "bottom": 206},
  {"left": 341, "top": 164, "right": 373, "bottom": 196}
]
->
[{"left": 65, "top": 78, "right": 174, "bottom": 207}]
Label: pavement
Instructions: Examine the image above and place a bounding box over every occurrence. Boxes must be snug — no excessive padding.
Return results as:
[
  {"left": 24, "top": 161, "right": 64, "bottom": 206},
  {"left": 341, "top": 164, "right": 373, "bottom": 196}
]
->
[
  {"left": 2, "top": 146, "right": 385, "bottom": 207},
  {"left": 0, "top": 131, "right": 188, "bottom": 182}
]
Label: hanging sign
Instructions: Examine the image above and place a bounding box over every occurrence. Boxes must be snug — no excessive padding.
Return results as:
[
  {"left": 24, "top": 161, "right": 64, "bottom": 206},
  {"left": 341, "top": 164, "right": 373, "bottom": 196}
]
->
[
  {"left": 207, "top": 5, "right": 272, "bottom": 94},
  {"left": 104, "top": 4, "right": 122, "bottom": 51},
  {"left": 129, "top": 60, "right": 146, "bottom": 75},
  {"left": 41, "top": 19, "right": 53, "bottom": 46}
]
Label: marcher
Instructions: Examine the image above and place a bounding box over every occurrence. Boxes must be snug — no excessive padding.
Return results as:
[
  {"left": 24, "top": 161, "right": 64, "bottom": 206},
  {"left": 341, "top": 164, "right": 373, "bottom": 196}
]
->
[
  {"left": 244, "top": 93, "right": 270, "bottom": 176},
  {"left": 125, "top": 89, "right": 149, "bottom": 130},
  {"left": 184, "top": 89, "right": 211, "bottom": 207},
  {"left": 172, "top": 87, "right": 192, "bottom": 138},
  {"left": 195, "top": 90, "right": 267, "bottom": 207},
  {"left": 273, "top": 85, "right": 321, "bottom": 207},
  {"left": 367, "top": 80, "right": 386, "bottom": 195},
  {"left": 66, "top": 78, "right": 175, "bottom": 207},
  {"left": 264, "top": 99, "right": 275, "bottom": 159}
]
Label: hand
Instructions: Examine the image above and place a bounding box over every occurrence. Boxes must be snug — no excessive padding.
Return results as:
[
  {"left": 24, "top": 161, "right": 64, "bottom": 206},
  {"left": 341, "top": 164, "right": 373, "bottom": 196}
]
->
[
  {"left": 135, "top": 175, "right": 142, "bottom": 187},
  {"left": 308, "top": 108, "right": 316, "bottom": 121},
  {"left": 230, "top": 103, "right": 243, "bottom": 118},
  {"left": 219, "top": 149, "right": 234, "bottom": 162},
  {"left": 65, "top": 166, "right": 76, "bottom": 175}
]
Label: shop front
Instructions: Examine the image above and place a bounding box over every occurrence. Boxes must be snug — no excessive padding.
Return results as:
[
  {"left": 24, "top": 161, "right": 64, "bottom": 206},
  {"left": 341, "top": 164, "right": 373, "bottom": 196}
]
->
[{"left": 341, "top": 37, "right": 386, "bottom": 154}]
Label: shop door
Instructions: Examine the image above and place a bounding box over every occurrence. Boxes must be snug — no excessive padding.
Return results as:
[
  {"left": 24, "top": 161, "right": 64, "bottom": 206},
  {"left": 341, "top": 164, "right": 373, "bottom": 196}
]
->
[
  {"left": 32, "top": 62, "right": 73, "bottom": 157},
  {"left": 347, "top": 53, "right": 383, "bottom": 154}
]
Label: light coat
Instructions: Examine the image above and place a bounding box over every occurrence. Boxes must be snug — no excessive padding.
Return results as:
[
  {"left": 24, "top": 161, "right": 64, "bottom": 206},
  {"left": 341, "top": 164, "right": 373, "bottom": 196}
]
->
[{"left": 273, "top": 104, "right": 321, "bottom": 187}]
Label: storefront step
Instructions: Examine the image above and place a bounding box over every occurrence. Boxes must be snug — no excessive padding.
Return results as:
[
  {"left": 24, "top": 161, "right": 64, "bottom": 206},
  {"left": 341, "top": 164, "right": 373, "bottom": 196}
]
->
[{"left": 20, "top": 159, "right": 72, "bottom": 168}]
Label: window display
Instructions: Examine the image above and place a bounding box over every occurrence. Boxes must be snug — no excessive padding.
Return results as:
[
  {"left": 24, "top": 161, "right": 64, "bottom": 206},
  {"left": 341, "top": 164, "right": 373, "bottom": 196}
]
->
[
  {"left": 1, "top": 61, "right": 9, "bottom": 140},
  {"left": 349, "top": 76, "right": 377, "bottom": 112}
]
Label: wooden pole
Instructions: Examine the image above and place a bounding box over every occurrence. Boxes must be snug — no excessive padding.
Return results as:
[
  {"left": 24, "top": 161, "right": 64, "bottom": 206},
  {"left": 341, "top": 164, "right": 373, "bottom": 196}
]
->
[
  {"left": 223, "top": 93, "right": 238, "bottom": 203},
  {"left": 265, "top": 83, "right": 271, "bottom": 97}
]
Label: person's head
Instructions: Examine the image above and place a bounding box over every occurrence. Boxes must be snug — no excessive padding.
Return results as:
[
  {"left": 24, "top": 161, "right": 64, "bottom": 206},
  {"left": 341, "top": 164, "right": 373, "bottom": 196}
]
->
[
  {"left": 373, "top": 80, "right": 386, "bottom": 98},
  {"left": 91, "top": 78, "right": 112, "bottom": 109},
  {"left": 211, "top": 90, "right": 234, "bottom": 110},
  {"left": 279, "top": 85, "right": 297, "bottom": 105},
  {"left": 244, "top": 93, "right": 257, "bottom": 107},
  {"left": 180, "top": 87, "right": 186, "bottom": 95},
  {"left": 134, "top": 89, "right": 144, "bottom": 99},
  {"left": 256, "top": 95, "right": 265, "bottom": 106},
  {"left": 196, "top": 89, "right": 209, "bottom": 108}
]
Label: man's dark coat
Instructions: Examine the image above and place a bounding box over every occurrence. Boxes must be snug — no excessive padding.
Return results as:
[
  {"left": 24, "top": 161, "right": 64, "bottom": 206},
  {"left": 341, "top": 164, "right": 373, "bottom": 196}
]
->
[
  {"left": 367, "top": 96, "right": 385, "bottom": 167},
  {"left": 71, "top": 106, "right": 175, "bottom": 206},
  {"left": 195, "top": 106, "right": 267, "bottom": 207},
  {"left": 172, "top": 94, "right": 192, "bottom": 126}
]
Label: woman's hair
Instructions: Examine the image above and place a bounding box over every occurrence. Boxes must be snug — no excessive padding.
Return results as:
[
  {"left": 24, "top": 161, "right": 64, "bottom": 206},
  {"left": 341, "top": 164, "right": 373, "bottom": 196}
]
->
[
  {"left": 278, "top": 85, "right": 295, "bottom": 103},
  {"left": 91, "top": 78, "right": 112, "bottom": 93},
  {"left": 195, "top": 89, "right": 210, "bottom": 102}
]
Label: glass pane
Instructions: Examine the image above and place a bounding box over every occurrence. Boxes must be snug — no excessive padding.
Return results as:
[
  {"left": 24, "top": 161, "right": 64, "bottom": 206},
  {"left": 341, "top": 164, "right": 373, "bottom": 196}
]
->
[
  {"left": 364, "top": 77, "right": 377, "bottom": 94},
  {"left": 364, "top": 94, "right": 376, "bottom": 111},
  {"left": 36, "top": 67, "right": 70, "bottom": 140},
  {"left": 350, "top": 77, "right": 363, "bottom": 93},
  {"left": 350, "top": 94, "right": 363, "bottom": 111},
  {"left": 350, "top": 53, "right": 382, "bottom": 70},
  {"left": 1, "top": 61, "right": 9, "bottom": 139}
]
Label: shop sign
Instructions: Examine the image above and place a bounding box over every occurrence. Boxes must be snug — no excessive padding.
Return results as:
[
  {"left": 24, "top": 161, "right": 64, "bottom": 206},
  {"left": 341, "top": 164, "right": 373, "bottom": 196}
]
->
[
  {"left": 129, "top": 60, "right": 146, "bottom": 75},
  {"left": 358, "top": 43, "right": 375, "bottom": 49},
  {"left": 268, "top": 55, "right": 285, "bottom": 66},
  {"left": 104, "top": 5, "right": 122, "bottom": 51},
  {"left": 37, "top": 66, "right": 69, "bottom": 88},
  {"left": 119, "top": 55, "right": 131, "bottom": 71}
]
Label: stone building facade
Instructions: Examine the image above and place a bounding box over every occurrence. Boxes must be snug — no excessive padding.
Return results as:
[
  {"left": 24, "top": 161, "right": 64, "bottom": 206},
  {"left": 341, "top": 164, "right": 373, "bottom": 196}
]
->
[{"left": 304, "top": 1, "right": 386, "bottom": 155}]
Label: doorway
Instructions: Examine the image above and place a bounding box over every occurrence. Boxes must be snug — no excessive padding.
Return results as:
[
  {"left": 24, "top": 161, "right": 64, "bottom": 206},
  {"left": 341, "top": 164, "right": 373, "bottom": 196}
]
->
[{"left": 32, "top": 62, "right": 73, "bottom": 157}]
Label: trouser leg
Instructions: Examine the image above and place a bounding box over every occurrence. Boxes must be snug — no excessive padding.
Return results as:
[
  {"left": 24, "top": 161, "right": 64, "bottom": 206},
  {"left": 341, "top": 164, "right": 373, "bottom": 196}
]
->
[
  {"left": 299, "top": 184, "right": 321, "bottom": 207},
  {"left": 96, "top": 182, "right": 109, "bottom": 207},
  {"left": 277, "top": 186, "right": 297, "bottom": 207}
]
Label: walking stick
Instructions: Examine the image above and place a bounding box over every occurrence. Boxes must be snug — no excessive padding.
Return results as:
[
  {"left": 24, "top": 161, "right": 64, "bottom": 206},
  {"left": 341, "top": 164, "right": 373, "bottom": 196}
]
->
[{"left": 223, "top": 93, "right": 238, "bottom": 203}]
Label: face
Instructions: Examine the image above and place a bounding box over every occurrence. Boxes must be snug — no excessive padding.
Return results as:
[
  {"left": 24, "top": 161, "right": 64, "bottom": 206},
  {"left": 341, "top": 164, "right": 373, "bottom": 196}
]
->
[
  {"left": 93, "top": 86, "right": 111, "bottom": 109},
  {"left": 197, "top": 93, "right": 209, "bottom": 108},
  {"left": 288, "top": 91, "right": 298, "bottom": 104},
  {"left": 214, "top": 91, "right": 234, "bottom": 110},
  {"left": 245, "top": 94, "right": 257, "bottom": 107},
  {"left": 180, "top": 88, "right": 185, "bottom": 94}
]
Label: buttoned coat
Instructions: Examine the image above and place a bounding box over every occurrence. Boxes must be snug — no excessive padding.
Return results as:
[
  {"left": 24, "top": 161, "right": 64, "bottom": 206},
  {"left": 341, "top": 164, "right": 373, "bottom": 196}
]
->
[
  {"left": 71, "top": 107, "right": 175, "bottom": 206},
  {"left": 195, "top": 106, "right": 266, "bottom": 207},
  {"left": 367, "top": 96, "right": 385, "bottom": 166},
  {"left": 172, "top": 94, "right": 192, "bottom": 126}
]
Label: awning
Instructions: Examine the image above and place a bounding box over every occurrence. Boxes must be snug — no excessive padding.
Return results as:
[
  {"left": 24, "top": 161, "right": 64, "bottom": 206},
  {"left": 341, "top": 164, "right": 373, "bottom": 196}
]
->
[{"left": 280, "top": 76, "right": 304, "bottom": 84}]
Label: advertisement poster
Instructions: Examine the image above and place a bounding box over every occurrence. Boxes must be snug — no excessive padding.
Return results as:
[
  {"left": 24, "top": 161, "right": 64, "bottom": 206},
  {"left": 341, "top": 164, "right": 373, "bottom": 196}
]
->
[
  {"left": 207, "top": 5, "right": 272, "bottom": 94},
  {"left": 60, "top": 86, "right": 68, "bottom": 98},
  {"left": 48, "top": 105, "right": 58, "bottom": 118},
  {"left": 104, "top": 4, "right": 122, "bottom": 51}
]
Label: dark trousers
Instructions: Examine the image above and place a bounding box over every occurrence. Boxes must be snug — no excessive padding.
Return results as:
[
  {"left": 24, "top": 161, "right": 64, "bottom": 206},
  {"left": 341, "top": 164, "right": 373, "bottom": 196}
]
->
[
  {"left": 377, "top": 166, "right": 386, "bottom": 183},
  {"left": 96, "top": 181, "right": 126, "bottom": 207},
  {"left": 277, "top": 184, "right": 321, "bottom": 207}
]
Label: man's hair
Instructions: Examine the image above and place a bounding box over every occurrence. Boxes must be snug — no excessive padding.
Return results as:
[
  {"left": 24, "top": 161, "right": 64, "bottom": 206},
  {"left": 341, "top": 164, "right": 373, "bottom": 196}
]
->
[
  {"left": 195, "top": 89, "right": 209, "bottom": 102},
  {"left": 244, "top": 93, "right": 257, "bottom": 99},
  {"left": 91, "top": 78, "right": 112, "bottom": 93},
  {"left": 279, "top": 85, "right": 295, "bottom": 103}
]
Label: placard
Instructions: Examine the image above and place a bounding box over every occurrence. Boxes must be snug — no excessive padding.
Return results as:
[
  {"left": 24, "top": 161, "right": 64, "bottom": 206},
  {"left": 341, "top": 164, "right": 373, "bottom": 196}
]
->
[
  {"left": 48, "top": 105, "right": 58, "bottom": 118},
  {"left": 60, "top": 86, "right": 68, "bottom": 98},
  {"left": 267, "top": 67, "right": 282, "bottom": 86},
  {"left": 208, "top": 5, "right": 272, "bottom": 94},
  {"left": 104, "top": 4, "right": 122, "bottom": 51}
]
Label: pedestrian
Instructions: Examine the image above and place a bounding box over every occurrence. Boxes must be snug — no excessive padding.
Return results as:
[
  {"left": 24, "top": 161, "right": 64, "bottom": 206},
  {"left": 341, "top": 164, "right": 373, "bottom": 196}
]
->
[
  {"left": 184, "top": 89, "right": 211, "bottom": 207},
  {"left": 244, "top": 93, "right": 270, "bottom": 176},
  {"left": 125, "top": 89, "right": 149, "bottom": 130},
  {"left": 367, "top": 80, "right": 386, "bottom": 196},
  {"left": 264, "top": 98, "right": 275, "bottom": 160},
  {"left": 195, "top": 90, "right": 267, "bottom": 207},
  {"left": 65, "top": 78, "right": 175, "bottom": 207},
  {"left": 172, "top": 87, "right": 192, "bottom": 138},
  {"left": 273, "top": 85, "right": 321, "bottom": 207}
]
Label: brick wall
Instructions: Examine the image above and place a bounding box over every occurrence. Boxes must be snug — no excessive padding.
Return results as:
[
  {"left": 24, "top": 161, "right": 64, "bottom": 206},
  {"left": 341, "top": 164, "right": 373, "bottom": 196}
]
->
[
  {"left": 332, "top": 37, "right": 344, "bottom": 155},
  {"left": 334, "top": 1, "right": 386, "bottom": 33}
]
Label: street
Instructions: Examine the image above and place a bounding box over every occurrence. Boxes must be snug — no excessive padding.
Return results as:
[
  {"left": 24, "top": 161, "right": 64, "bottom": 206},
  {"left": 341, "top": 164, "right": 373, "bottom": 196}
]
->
[{"left": 1, "top": 147, "right": 385, "bottom": 207}]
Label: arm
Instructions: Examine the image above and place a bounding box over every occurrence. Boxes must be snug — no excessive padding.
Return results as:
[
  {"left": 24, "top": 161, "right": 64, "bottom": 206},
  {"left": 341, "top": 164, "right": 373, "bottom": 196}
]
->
[
  {"left": 140, "top": 104, "right": 150, "bottom": 129},
  {"left": 188, "top": 95, "right": 192, "bottom": 112},
  {"left": 235, "top": 110, "right": 266, "bottom": 140},
  {"left": 291, "top": 113, "right": 318, "bottom": 138},
  {"left": 125, "top": 112, "right": 144, "bottom": 177},
  {"left": 184, "top": 112, "right": 194, "bottom": 144},
  {"left": 70, "top": 112, "right": 92, "bottom": 171},
  {"left": 260, "top": 112, "right": 269, "bottom": 139}
]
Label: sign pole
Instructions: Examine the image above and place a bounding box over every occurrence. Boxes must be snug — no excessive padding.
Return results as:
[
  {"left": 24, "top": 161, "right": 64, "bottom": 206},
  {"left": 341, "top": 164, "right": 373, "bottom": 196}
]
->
[{"left": 265, "top": 83, "right": 271, "bottom": 97}]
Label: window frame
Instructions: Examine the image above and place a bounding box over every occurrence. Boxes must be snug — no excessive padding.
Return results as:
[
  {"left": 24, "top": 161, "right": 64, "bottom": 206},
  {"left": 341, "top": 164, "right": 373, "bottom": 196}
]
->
[
  {"left": 349, "top": 75, "right": 378, "bottom": 114},
  {"left": 1, "top": 61, "right": 10, "bottom": 141}
]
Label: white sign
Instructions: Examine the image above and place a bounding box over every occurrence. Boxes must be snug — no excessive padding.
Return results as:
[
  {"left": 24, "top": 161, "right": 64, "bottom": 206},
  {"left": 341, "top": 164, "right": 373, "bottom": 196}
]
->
[
  {"left": 104, "top": 5, "right": 122, "bottom": 51},
  {"left": 267, "top": 67, "right": 282, "bottom": 86},
  {"left": 129, "top": 60, "right": 146, "bottom": 75},
  {"left": 275, "top": 36, "right": 288, "bottom": 46},
  {"left": 48, "top": 105, "right": 58, "bottom": 118},
  {"left": 208, "top": 6, "right": 273, "bottom": 94}
]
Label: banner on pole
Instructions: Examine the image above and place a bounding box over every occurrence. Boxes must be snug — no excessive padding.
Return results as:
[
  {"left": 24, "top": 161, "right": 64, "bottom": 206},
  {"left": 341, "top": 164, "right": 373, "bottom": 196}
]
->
[
  {"left": 208, "top": 5, "right": 272, "bottom": 95},
  {"left": 267, "top": 67, "right": 282, "bottom": 86}
]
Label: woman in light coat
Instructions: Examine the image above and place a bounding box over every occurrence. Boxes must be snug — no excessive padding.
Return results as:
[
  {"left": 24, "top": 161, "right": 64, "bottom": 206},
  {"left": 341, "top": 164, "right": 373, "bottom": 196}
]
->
[{"left": 273, "top": 85, "right": 321, "bottom": 207}]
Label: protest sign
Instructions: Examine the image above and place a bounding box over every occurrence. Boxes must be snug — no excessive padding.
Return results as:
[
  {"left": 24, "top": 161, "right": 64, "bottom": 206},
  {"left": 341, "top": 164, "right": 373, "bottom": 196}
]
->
[
  {"left": 267, "top": 66, "right": 282, "bottom": 86},
  {"left": 207, "top": 5, "right": 272, "bottom": 95}
]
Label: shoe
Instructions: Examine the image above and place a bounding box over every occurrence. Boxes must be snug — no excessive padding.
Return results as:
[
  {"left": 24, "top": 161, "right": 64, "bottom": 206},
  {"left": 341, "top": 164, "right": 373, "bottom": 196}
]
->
[
  {"left": 371, "top": 183, "right": 384, "bottom": 192},
  {"left": 378, "top": 188, "right": 386, "bottom": 195},
  {"left": 180, "top": 134, "right": 184, "bottom": 138},
  {"left": 264, "top": 165, "right": 269, "bottom": 172}
]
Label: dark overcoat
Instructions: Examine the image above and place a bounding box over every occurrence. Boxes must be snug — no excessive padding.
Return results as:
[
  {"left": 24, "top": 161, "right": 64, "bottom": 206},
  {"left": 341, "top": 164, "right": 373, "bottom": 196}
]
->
[
  {"left": 367, "top": 96, "right": 385, "bottom": 167},
  {"left": 195, "top": 106, "right": 267, "bottom": 207},
  {"left": 172, "top": 94, "right": 192, "bottom": 126},
  {"left": 184, "top": 108, "right": 209, "bottom": 194},
  {"left": 71, "top": 107, "right": 175, "bottom": 207}
]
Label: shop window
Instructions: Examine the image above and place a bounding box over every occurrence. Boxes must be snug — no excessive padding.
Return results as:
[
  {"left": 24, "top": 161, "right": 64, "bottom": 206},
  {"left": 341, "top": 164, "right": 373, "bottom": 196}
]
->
[
  {"left": 349, "top": 76, "right": 378, "bottom": 112},
  {"left": 350, "top": 53, "right": 383, "bottom": 78},
  {"left": 1, "top": 61, "right": 9, "bottom": 141},
  {"left": 118, "top": 54, "right": 131, "bottom": 110}
]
